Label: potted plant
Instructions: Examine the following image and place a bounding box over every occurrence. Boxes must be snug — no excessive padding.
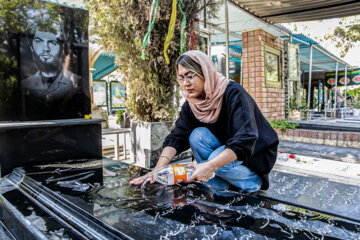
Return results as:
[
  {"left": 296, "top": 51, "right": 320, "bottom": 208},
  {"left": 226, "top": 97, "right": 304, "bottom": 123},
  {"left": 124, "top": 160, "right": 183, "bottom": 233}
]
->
[
  {"left": 347, "top": 87, "right": 360, "bottom": 116},
  {"left": 288, "top": 93, "right": 308, "bottom": 120},
  {"left": 352, "top": 100, "right": 360, "bottom": 116},
  {"left": 85, "top": 0, "right": 218, "bottom": 168},
  {"left": 116, "top": 109, "right": 126, "bottom": 128},
  {"left": 288, "top": 96, "right": 301, "bottom": 120}
]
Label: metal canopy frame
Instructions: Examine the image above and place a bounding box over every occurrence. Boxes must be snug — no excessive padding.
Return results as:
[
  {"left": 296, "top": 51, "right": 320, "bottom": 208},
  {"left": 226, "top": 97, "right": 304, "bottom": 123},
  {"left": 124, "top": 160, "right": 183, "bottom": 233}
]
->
[
  {"left": 231, "top": 0, "right": 360, "bottom": 23},
  {"left": 205, "top": 1, "right": 354, "bottom": 116},
  {"left": 204, "top": 2, "right": 352, "bottom": 73}
]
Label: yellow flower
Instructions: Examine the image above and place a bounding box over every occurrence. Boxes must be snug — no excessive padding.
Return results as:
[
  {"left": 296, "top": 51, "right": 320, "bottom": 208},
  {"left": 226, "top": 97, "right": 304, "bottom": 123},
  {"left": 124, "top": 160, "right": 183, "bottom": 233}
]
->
[{"left": 84, "top": 115, "right": 91, "bottom": 120}]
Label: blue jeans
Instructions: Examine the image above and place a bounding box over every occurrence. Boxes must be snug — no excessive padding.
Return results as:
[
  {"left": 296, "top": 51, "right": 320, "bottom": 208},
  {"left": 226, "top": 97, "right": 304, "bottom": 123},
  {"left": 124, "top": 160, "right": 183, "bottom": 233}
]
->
[{"left": 189, "top": 127, "right": 262, "bottom": 193}]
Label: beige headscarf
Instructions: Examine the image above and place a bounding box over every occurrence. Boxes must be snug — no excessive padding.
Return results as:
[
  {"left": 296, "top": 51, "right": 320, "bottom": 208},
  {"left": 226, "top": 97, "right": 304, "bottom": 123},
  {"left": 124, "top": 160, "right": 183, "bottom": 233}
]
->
[{"left": 180, "top": 50, "right": 229, "bottom": 123}]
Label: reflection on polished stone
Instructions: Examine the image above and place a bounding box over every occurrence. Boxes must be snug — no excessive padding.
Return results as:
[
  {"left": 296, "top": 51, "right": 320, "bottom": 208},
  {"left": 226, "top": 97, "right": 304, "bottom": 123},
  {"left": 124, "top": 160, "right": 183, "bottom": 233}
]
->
[
  {"left": 0, "top": 119, "right": 103, "bottom": 177},
  {"left": 262, "top": 171, "right": 360, "bottom": 222},
  {"left": 0, "top": 158, "right": 359, "bottom": 239}
]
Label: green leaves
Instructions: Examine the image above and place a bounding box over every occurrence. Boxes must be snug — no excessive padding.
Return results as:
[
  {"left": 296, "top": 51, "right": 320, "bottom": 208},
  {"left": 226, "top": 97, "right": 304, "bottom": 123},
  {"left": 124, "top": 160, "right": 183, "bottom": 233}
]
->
[
  {"left": 325, "top": 16, "right": 360, "bottom": 58},
  {"left": 85, "top": 0, "right": 218, "bottom": 122},
  {"left": 269, "top": 119, "right": 299, "bottom": 131}
]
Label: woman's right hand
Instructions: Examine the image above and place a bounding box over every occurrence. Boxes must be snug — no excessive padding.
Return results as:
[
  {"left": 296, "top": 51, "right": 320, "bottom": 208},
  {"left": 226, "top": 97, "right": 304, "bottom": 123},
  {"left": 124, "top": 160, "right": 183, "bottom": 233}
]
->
[{"left": 129, "top": 173, "right": 155, "bottom": 185}]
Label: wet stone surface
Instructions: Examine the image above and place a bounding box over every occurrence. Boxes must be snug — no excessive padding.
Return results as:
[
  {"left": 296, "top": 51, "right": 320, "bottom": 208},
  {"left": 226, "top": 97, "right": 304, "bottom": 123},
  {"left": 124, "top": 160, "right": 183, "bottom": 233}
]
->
[
  {"left": 262, "top": 171, "right": 360, "bottom": 222},
  {"left": 2, "top": 190, "right": 80, "bottom": 239},
  {"left": 2, "top": 158, "right": 360, "bottom": 239}
]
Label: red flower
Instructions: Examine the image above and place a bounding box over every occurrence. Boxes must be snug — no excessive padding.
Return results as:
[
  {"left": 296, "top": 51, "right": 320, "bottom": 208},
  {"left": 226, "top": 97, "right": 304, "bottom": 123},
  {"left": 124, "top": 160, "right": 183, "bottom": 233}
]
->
[{"left": 289, "top": 154, "right": 295, "bottom": 159}]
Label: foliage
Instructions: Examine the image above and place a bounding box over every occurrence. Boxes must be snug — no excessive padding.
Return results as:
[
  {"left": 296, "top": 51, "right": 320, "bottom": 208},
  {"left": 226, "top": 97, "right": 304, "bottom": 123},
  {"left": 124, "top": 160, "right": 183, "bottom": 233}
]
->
[
  {"left": 0, "top": 53, "right": 18, "bottom": 111},
  {"left": 346, "top": 86, "right": 360, "bottom": 108},
  {"left": 353, "top": 100, "right": 360, "bottom": 109},
  {"left": 0, "top": 0, "right": 89, "bottom": 77},
  {"left": 346, "top": 86, "right": 360, "bottom": 99},
  {"left": 324, "top": 16, "right": 360, "bottom": 57},
  {"left": 287, "top": 92, "right": 308, "bottom": 117},
  {"left": 116, "top": 109, "right": 126, "bottom": 124},
  {"left": 0, "top": 0, "right": 88, "bottom": 39},
  {"left": 84, "top": 0, "right": 218, "bottom": 122},
  {"left": 269, "top": 119, "right": 299, "bottom": 131}
]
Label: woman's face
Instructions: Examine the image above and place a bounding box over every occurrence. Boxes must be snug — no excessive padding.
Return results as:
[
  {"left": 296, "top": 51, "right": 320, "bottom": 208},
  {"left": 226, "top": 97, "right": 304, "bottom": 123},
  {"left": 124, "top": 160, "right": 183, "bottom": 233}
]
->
[{"left": 177, "top": 64, "right": 206, "bottom": 99}]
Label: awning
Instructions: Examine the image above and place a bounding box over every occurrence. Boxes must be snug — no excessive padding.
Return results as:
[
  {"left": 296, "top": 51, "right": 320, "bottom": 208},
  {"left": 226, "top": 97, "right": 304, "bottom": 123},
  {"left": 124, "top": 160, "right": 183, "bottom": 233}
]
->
[
  {"left": 231, "top": 0, "right": 360, "bottom": 23},
  {"left": 288, "top": 33, "right": 351, "bottom": 72},
  {"left": 92, "top": 53, "right": 118, "bottom": 80},
  {"left": 204, "top": 3, "right": 352, "bottom": 72}
]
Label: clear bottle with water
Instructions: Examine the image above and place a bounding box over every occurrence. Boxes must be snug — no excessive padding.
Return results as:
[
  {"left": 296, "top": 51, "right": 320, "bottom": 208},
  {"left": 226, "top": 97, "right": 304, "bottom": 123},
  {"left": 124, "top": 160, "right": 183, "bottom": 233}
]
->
[{"left": 151, "top": 164, "right": 195, "bottom": 185}]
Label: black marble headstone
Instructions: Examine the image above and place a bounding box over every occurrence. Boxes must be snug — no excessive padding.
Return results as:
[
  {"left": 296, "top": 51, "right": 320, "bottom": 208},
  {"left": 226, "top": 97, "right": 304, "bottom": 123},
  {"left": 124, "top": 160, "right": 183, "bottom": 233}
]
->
[
  {"left": 0, "top": 0, "right": 90, "bottom": 121},
  {"left": 1, "top": 159, "right": 359, "bottom": 239},
  {"left": 0, "top": 1, "right": 102, "bottom": 177},
  {"left": 0, "top": 119, "right": 103, "bottom": 177}
]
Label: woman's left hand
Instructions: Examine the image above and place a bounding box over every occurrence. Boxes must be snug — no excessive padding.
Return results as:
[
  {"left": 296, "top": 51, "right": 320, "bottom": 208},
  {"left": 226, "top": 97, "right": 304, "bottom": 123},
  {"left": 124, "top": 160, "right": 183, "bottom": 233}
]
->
[{"left": 185, "top": 162, "right": 216, "bottom": 183}]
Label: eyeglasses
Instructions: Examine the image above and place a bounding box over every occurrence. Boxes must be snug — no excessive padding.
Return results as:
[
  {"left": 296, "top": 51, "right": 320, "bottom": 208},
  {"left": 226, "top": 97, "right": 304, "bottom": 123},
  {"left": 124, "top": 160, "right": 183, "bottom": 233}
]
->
[{"left": 177, "top": 73, "right": 197, "bottom": 84}]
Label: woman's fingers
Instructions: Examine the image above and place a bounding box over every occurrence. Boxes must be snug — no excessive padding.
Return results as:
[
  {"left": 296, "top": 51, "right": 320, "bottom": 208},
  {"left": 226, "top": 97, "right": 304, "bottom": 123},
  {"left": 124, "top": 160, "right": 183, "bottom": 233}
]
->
[
  {"left": 185, "top": 174, "right": 196, "bottom": 183},
  {"left": 129, "top": 177, "right": 141, "bottom": 185},
  {"left": 129, "top": 174, "right": 149, "bottom": 185},
  {"left": 187, "top": 163, "right": 196, "bottom": 169},
  {"left": 185, "top": 162, "right": 215, "bottom": 183}
]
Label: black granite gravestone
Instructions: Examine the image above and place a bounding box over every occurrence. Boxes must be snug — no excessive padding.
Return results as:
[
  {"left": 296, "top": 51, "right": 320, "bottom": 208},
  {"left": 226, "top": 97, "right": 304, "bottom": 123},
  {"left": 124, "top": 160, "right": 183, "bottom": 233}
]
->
[
  {"left": 0, "top": 0, "right": 90, "bottom": 121},
  {"left": 1, "top": 159, "right": 359, "bottom": 239},
  {"left": 0, "top": 1, "right": 102, "bottom": 177}
]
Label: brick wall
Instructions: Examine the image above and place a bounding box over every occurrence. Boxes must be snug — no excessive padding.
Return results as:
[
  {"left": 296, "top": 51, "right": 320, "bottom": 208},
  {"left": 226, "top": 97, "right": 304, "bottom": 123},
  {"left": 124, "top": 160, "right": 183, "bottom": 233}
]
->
[
  {"left": 276, "top": 129, "right": 360, "bottom": 149},
  {"left": 242, "top": 28, "right": 286, "bottom": 121}
]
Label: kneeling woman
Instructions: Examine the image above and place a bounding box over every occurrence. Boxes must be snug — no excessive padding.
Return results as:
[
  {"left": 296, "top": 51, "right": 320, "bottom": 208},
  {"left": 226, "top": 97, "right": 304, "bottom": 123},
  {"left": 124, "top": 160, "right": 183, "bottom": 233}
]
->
[{"left": 130, "top": 50, "right": 279, "bottom": 193}]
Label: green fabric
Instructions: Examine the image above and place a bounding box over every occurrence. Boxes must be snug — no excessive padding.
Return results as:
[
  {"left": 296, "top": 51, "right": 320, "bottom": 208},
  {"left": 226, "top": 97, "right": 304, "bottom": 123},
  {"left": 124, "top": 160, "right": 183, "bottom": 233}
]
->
[
  {"left": 141, "top": 0, "right": 159, "bottom": 60},
  {"left": 178, "top": 0, "right": 186, "bottom": 55}
]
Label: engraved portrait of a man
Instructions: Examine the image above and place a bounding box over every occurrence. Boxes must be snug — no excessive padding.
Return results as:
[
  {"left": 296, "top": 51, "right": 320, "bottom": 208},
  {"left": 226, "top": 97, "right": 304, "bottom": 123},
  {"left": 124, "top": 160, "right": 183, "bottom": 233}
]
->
[{"left": 22, "top": 23, "right": 79, "bottom": 101}]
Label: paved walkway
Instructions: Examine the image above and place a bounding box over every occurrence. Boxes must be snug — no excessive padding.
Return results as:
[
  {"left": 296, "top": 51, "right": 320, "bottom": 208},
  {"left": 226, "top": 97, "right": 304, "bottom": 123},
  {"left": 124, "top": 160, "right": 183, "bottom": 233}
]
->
[{"left": 279, "top": 141, "right": 360, "bottom": 162}]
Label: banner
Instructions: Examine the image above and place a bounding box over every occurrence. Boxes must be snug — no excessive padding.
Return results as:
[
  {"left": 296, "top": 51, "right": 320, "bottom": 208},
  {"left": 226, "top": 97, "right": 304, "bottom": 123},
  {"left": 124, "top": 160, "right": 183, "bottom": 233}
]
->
[{"left": 325, "top": 69, "right": 360, "bottom": 87}]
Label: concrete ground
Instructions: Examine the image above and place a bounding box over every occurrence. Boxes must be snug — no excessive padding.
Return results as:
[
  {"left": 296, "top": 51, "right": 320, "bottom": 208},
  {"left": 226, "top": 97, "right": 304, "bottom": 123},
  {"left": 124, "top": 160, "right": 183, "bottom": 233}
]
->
[{"left": 279, "top": 141, "right": 360, "bottom": 162}]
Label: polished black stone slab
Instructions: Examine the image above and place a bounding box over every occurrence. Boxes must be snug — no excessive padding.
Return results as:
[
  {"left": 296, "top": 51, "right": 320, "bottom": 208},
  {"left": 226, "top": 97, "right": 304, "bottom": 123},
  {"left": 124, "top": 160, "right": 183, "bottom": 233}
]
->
[
  {"left": 1, "top": 158, "right": 358, "bottom": 239},
  {"left": 260, "top": 171, "right": 360, "bottom": 222},
  {"left": 0, "top": 119, "right": 103, "bottom": 177},
  {"left": 293, "top": 120, "right": 360, "bottom": 132},
  {"left": 0, "top": 118, "right": 103, "bottom": 131},
  {"left": 0, "top": 223, "right": 13, "bottom": 240}
]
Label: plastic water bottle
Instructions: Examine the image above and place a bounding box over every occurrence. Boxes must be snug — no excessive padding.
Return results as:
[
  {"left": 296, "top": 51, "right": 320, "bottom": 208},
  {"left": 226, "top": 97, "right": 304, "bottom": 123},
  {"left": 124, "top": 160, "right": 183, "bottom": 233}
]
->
[
  {"left": 140, "top": 164, "right": 217, "bottom": 198},
  {"left": 151, "top": 164, "right": 195, "bottom": 185},
  {"left": 141, "top": 164, "right": 194, "bottom": 197}
]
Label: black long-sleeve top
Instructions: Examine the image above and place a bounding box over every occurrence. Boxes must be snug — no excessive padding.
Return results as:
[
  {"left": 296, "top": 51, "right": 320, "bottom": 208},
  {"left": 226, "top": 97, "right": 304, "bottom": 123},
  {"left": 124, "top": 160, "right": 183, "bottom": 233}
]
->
[{"left": 163, "top": 81, "right": 279, "bottom": 190}]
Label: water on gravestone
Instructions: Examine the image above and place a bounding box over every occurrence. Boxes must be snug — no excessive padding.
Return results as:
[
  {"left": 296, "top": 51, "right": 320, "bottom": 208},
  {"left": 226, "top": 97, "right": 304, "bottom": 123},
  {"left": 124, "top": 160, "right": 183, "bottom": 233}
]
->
[{"left": 2, "top": 158, "right": 359, "bottom": 239}]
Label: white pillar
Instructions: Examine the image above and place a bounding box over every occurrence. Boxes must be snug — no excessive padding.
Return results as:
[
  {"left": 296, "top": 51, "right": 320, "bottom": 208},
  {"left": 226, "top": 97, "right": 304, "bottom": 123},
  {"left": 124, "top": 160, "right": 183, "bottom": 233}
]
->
[
  {"left": 344, "top": 65, "right": 348, "bottom": 111},
  {"left": 225, "top": 0, "right": 230, "bottom": 79},
  {"left": 307, "top": 45, "right": 313, "bottom": 109},
  {"left": 334, "top": 61, "right": 338, "bottom": 109}
]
